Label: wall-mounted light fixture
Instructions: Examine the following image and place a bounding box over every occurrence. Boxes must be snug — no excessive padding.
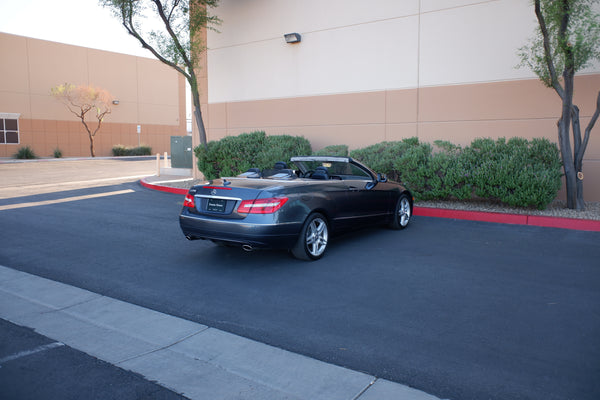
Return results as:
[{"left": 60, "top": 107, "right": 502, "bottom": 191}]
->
[
  {"left": 112, "top": 100, "right": 120, "bottom": 105},
  {"left": 284, "top": 33, "right": 301, "bottom": 44}
]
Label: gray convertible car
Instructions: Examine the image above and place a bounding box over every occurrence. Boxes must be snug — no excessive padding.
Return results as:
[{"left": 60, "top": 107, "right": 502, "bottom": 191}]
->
[{"left": 179, "top": 156, "right": 413, "bottom": 260}]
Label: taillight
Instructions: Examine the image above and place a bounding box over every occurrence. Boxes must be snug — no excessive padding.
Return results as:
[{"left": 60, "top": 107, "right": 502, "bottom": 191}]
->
[
  {"left": 237, "top": 197, "right": 288, "bottom": 214},
  {"left": 183, "top": 193, "right": 195, "bottom": 208}
]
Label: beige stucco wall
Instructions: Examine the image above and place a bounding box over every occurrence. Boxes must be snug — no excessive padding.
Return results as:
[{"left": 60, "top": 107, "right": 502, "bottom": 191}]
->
[
  {"left": 202, "top": 0, "right": 600, "bottom": 202},
  {"left": 0, "top": 32, "right": 186, "bottom": 157},
  {"left": 205, "top": 75, "right": 600, "bottom": 201}
]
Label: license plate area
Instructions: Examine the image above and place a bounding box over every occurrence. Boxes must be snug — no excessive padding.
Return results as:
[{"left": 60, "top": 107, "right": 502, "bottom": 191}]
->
[{"left": 206, "top": 198, "right": 227, "bottom": 213}]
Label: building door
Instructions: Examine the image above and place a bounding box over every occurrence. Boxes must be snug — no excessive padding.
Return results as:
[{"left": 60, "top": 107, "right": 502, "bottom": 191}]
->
[{"left": 170, "top": 136, "right": 193, "bottom": 168}]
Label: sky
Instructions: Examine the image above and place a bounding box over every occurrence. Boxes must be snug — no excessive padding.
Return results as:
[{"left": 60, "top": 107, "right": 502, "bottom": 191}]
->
[
  {"left": 0, "top": 0, "right": 154, "bottom": 58},
  {"left": 1, "top": 0, "right": 192, "bottom": 123}
]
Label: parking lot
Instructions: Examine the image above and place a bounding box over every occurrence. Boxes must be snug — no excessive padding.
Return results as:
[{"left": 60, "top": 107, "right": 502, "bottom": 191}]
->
[{"left": 1, "top": 158, "right": 599, "bottom": 400}]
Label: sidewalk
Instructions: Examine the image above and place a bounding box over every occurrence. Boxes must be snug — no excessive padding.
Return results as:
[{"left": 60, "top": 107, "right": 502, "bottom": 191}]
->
[
  {"left": 0, "top": 265, "right": 440, "bottom": 400},
  {"left": 0, "top": 319, "right": 184, "bottom": 399}
]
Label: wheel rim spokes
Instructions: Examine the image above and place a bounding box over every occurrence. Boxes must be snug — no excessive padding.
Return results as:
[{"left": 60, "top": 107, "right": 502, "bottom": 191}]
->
[
  {"left": 398, "top": 198, "right": 411, "bottom": 226},
  {"left": 306, "top": 219, "right": 328, "bottom": 256}
]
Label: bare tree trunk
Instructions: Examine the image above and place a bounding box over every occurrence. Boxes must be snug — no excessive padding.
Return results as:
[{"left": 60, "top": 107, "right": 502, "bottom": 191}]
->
[
  {"left": 192, "top": 90, "right": 208, "bottom": 150},
  {"left": 80, "top": 117, "right": 96, "bottom": 158},
  {"left": 558, "top": 120, "right": 577, "bottom": 209},
  {"left": 188, "top": 66, "right": 208, "bottom": 150},
  {"left": 558, "top": 71, "right": 578, "bottom": 209},
  {"left": 571, "top": 91, "right": 600, "bottom": 210},
  {"left": 572, "top": 106, "right": 585, "bottom": 210},
  {"left": 89, "top": 135, "right": 96, "bottom": 158}
]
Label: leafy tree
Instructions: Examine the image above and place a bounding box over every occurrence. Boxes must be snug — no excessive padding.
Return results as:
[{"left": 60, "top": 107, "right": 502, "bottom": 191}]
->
[
  {"left": 100, "top": 0, "right": 220, "bottom": 149},
  {"left": 51, "top": 83, "right": 113, "bottom": 157},
  {"left": 519, "top": 0, "right": 600, "bottom": 210}
]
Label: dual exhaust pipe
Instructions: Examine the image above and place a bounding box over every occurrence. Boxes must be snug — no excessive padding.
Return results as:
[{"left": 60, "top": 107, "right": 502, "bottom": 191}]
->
[{"left": 186, "top": 235, "right": 254, "bottom": 252}]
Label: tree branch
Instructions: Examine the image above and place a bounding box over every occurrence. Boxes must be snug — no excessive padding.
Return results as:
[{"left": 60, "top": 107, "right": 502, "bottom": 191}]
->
[
  {"left": 535, "top": 0, "right": 565, "bottom": 99},
  {"left": 151, "top": 0, "right": 193, "bottom": 70},
  {"left": 121, "top": 3, "right": 191, "bottom": 81},
  {"left": 572, "top": 105, "right": 582, "bottom": 165},
  {"left": 576, "top": 90, "right": 600, "bottom": 167}
]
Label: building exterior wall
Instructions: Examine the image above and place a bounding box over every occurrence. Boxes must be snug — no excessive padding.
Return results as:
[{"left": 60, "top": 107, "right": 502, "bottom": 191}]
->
[
  {"left": 203, "top": 0, "right": 600, "bottom": 201},
  {"left": 0, "top": 32, "right": 186, "bottom": 158}
]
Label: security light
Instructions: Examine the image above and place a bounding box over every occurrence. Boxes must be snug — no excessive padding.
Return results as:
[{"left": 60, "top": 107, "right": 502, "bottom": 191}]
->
[{"left": 284, "top": 33, "right": 301, "bottom": 44}]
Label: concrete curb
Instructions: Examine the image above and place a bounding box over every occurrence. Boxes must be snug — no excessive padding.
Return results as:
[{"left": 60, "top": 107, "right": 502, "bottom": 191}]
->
[
  {"left": 0, "top": 265, "right": 442, "bottom": 400},
  {"left": 140, "top": 176, "right": 188, "bottom": 195},
  {"left": 140, "top": 177, "right": 600, "bottom": 232}
]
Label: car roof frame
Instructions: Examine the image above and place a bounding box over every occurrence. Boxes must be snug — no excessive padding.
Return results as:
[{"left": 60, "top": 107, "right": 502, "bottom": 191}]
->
[{"left": 290, "top": 156, "right": 376, "bottom": 180}]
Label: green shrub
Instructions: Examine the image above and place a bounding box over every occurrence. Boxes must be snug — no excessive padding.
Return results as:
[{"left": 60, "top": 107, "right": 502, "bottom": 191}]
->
[
  {"left": 14, "top": 145, "right": 36, "bottom": 159},
  {"left": 314, "top": 144, "right": 349, "bottom": 157},
  {"left": 53, "top": 148, "right": 63, "bottom": 158},
  {"left": 112, "top": 145, "right": 128, "bottom": 156},
  {"left": 255, "top": 134, "right": 312, "bottom": 169},
  {"left": 350, "top": 137, "right": 562, "bottom": 209},
  {"left": 130, "top": 145, "right": 152, "bottom": 156},
  {"left": 194, "top": 133, "right": 562, "bottom": 209},
  {"left": 112, "top": 145, "right": 152, "bottom": 156},
  {"left": 460, "top": 137, "right": 562, "bottom": 209},
  {"left": 194, "top": 131, "right": 312, "bottom": 179},
  {"left": 350, "top": 138, "right": 430, "bottom": 184}
]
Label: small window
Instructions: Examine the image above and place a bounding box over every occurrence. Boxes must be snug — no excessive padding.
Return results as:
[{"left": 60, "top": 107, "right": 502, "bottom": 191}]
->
[{"left": 0, "top": 114, "right": 20, "bottom": 144}]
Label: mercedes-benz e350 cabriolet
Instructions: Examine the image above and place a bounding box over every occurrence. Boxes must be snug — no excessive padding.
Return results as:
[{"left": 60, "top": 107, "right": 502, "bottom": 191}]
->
[{"left": 179, "top": 156, "right": 413, "bottom": 260}]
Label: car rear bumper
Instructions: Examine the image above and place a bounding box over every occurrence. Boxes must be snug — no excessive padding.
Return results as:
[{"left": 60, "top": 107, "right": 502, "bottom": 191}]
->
[{"left": 179, "top": 212, "right": 302, "bottom": 249}]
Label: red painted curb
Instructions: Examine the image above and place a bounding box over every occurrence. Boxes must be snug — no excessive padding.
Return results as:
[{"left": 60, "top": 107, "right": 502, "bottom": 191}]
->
[
  {"left": 413, "top": 206, "right": 600, "bottom": 232},
  {"left": 413, "top": 207, "right": 528, "bottom": 225},
  {"left": 139, "top": 178, "right": 188, "bottom": 195},
  {"left": 139, "top": 179, "right": 600, "bottom": 233},
  {"left": 526, "top": 215, "right": 600, "bottom": 232}
]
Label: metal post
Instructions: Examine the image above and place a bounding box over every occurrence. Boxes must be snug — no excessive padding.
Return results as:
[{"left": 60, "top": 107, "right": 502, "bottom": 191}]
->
[
  {"left": 156, "top": 153, "right": 160, "bottom": 176},
  {"left": 164, "top": 152, "right": 168, "bottom": 168}
]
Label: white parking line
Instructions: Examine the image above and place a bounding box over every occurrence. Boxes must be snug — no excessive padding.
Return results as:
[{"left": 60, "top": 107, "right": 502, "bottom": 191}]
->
[
  {"left": 0, "top": 175, "right": 149, "bottom": 191},
  {"left": 0, "top": 342, "right": 65, "bottom": 366},
  {"left": 0, "top": 189, "right": 135, "bottom": 211}
]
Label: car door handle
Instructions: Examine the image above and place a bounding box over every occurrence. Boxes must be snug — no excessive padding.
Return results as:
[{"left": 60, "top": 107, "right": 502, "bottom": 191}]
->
[{"left": 348, "top": 186, "right": 359, "bottom": 191}]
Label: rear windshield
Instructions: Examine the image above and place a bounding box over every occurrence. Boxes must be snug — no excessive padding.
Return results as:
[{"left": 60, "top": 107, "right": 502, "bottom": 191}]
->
[{"left": 295, "top": 161, "right": 372, "bottom": 180}]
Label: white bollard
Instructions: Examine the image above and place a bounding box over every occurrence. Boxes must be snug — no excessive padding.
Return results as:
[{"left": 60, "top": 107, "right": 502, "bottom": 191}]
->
[
  {"left": 164, "top": 152, "right": 169, "bottom": 168},
  {"left": 156, "top": 153, "right": 161, "bottom": 176}
]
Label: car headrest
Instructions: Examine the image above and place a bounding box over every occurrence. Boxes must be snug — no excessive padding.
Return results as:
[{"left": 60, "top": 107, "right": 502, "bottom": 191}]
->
[
  {"left": 311, "top": 169, "right": 329, "bottom": 180},
  {"left": 238, "top": 167, "right": 261, "bottom": 178}
]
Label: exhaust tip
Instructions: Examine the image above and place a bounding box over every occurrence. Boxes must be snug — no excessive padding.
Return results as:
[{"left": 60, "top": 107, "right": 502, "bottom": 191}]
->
[{"left": 242, "top": 244, "right": 253, "bottom": 252}]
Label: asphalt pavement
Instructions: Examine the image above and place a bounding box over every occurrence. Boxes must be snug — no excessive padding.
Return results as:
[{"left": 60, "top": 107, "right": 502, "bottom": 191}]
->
[
  {"left": 0, "top": 157, "right": 442, "bottom": 400},
  {"left": 0, "top": 318, "right": 185, "bottom": 400},
  {"left": 2, "top": 157, "right": 599, "bottom": 400}
]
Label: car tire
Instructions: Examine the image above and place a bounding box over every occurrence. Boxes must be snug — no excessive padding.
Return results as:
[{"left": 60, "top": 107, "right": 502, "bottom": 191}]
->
[
  {"left": 389, "top": 193, "right": 411, "bottom": 230},
  {"left": 291, "top": 213, "right": 329, "bottom": 261}
]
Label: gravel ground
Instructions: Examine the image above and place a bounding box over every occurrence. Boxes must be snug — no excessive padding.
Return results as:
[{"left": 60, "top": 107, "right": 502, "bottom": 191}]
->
[{"left": 161, "top": 178, "right": 600, "bottom": 221}]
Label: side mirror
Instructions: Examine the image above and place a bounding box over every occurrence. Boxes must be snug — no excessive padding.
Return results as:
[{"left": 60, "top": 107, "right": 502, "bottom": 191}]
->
[{"left": 377, "top": 173, "right": 387, "bottom": 183}]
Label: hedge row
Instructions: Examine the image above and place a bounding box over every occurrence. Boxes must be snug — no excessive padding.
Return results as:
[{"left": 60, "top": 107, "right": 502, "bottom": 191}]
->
[
  {"left": 112, "top": 145, "right": 152, "bottom": 156},
  {"left": 194, "top": 131, "right": 311, "bottom": 179},
  {"left": 350, "top": 137, "right": 562, "bottom": 209},
  {"left": 194, "top": 133, "right": 563, "bottom": 209}
]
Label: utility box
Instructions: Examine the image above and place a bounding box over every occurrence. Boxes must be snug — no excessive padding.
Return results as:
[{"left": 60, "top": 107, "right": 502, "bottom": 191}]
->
[{"left": 170, "top": 136, "right": 193, "bottom": 169}]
